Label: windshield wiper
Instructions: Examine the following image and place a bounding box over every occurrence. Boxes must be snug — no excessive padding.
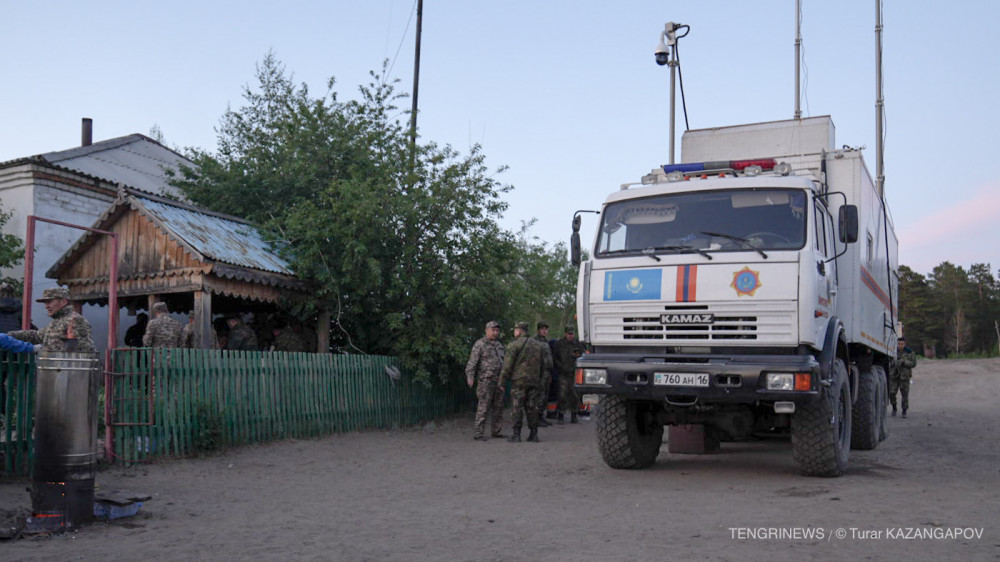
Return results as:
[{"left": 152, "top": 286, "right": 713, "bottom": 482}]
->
[
  {"left": 640, "top": 248, "right": 661, "bottom": 262},
  {"left": 700, "top": 231, "right": 768, "bottom": 259},
  {"left": 645, "top": 245, "right": 713, "bottom": 261}
]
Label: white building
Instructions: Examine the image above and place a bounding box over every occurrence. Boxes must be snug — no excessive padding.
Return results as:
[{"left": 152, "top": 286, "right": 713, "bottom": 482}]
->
[{"left": 0, "top": 122, "right": 191, "bottom": 350}]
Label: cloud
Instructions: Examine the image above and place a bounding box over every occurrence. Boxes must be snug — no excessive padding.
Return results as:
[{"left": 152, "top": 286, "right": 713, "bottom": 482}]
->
[
  {"left": 898, "top": 186, "right": 1000, "bottom": 246},
  {"left": 897, "top": 184, "right": 1000, "bottom": 273}
]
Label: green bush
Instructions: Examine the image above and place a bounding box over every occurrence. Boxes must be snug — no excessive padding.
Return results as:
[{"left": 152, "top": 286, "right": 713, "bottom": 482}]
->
[{"left": 193, "top": 402, "right": 225, "bottom": 452}]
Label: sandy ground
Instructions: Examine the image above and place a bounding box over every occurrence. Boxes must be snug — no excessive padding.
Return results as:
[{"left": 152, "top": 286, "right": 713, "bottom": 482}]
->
[{"left": 1, "top": 358, "right": 998, "bottom": 561}]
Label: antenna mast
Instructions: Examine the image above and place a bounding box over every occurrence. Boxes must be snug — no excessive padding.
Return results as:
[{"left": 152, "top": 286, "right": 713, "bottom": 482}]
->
[
  {"left": 875, "top": 0, "right": 885, "bottom": 198},
  {"left": 794, "top": 0, "right": 802, "bottom": 119}
]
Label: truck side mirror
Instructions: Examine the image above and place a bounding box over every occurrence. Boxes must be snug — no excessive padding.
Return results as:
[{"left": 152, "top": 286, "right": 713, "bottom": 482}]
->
[
  {"left": 839, "top": 205, "right": 859, "bottom": 243},
  {"left": 570, "top": 215, "right": 583, "bottom": 266}
]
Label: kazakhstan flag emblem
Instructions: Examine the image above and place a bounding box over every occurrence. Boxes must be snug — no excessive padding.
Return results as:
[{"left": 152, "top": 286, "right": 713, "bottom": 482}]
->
[
  {"left": 627, "top": 277, "right": 644, "bottom": 293},
  {"left": 605, "top": 270, "right": 662, "bottom": 301}
]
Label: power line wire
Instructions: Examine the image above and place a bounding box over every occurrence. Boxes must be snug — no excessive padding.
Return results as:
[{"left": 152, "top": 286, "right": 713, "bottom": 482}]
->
[{"left": 386, "top": 0, "right": 419, "bottom": 82}]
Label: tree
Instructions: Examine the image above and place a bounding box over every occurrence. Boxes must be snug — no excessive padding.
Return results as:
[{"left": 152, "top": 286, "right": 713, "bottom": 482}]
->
[
  {"left": 174, "top": 54, "right": 566, "bottom": 384},
  {"left": 966, "top": 263, "right": 999, "bottom": 353},
  {"left": 902, "top": 261, "right": 1000, "bottom": 357},
  {"left": 945, "top": 307, "right": 972, "bottom": 355},
  {"left": 898, "top": 265, "right": 940, "bottom": 356},
  {"left": 504, "top": 223, "right": 579, "bottom": 332},
  {"left": 0, "top": 201, "right": 24, "bottom": 288}
]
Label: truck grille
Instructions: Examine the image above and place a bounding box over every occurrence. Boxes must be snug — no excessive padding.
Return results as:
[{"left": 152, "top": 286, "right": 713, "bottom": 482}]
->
[{"left": 593, "top": 302, "right": 796, "bottom": 345}]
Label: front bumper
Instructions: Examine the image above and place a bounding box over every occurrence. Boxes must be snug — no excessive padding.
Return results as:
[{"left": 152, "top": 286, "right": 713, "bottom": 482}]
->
[{"left": 574, "top": 352, "right": 821, "bottom": 405}]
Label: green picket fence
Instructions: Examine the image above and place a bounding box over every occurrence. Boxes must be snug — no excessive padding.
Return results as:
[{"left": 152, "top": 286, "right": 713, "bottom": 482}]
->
[
  {"left": 1, "top": 351, "right": 36, "bottom": 477},
  {"left": 109, "top": 348, "right": 473, "bottom": 465},
  {"left": 1, "top": 349, "right": 473, "bottom": 475}
]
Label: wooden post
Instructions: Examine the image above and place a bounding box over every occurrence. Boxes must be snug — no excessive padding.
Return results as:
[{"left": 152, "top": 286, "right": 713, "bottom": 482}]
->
[
  {"left": 194, "top": 290, "right": 213, "bottom": 349},
  {"left": 147, "top": 294, "right": 158, "bottom": 312},
  {"left": 317, "top": 309, "right": 330, "bottom": 353}
]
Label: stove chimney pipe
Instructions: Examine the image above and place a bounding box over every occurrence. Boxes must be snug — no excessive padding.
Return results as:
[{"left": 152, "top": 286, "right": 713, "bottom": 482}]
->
[{"left": 81, "top": 118, "right": 93, "bottom": 147}]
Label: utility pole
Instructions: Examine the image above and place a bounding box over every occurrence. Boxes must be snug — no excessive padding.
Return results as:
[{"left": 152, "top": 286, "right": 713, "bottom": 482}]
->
[{"left": 409, "top": 0, "right": 424, "bottom": 172}]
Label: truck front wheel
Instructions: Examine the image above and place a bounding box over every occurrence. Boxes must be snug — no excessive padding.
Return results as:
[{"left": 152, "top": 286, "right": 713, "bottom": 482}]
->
[
  {"left": 791, "top": 358, "right": 852, "bottom": 476},
  {"left": 595, "top": 395, "right": 664, "bottom": 469}
]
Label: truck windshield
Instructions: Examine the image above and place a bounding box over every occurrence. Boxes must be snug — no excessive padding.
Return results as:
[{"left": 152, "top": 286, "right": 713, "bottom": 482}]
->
[{"left": 596, "top": 189, "right": 807, "bottom": 256}]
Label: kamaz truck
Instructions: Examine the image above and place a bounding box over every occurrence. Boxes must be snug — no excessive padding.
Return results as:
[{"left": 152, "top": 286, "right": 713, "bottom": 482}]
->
[{"left": 571, "top": 116, "right": 897, "bottom": 476}]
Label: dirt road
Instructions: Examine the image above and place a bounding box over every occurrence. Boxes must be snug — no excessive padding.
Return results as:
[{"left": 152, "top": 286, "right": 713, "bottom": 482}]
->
[{"left": 2, "top": 358, "right": 997, "bottom": 561}]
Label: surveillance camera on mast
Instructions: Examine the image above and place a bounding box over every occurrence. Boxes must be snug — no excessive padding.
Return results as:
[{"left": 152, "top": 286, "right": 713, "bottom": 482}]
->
[{"left": 655, "top": 22, "right": 679, "bottom": 66}]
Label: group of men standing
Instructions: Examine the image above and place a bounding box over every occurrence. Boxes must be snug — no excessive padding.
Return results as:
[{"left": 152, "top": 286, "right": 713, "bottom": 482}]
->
[
  {"left": 125, "top": 305, "right": 262, "bottom": 351},
  {"left": 0, "top": 285, "right": 271, "bottom": 354},
  {"left": 465, "top": 320, "right": 585, "bottom": 443}
]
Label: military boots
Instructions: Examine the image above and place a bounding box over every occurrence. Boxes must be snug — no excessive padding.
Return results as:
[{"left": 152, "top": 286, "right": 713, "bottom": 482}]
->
[
  {"left": 526, "top": 428, "right": 539, "bottom": 442},
  {"left": 508, "top": 429, "right": 522, "bottom": 443}
]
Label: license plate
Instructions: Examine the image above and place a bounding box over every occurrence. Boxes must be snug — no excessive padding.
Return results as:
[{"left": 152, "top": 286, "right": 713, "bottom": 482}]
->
[{"left": 654, "top": 372, "right": 710, "bottom": 387}]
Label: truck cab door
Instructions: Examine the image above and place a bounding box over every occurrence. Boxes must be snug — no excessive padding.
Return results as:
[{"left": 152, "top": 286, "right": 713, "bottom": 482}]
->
[{"left": 813, "top": 200, "right": 837, "bottom": 327}]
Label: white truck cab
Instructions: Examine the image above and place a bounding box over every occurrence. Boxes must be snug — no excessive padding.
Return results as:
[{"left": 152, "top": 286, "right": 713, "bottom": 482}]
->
[{"left": 573, "top": 117, "right": 897, "bottom": 476}]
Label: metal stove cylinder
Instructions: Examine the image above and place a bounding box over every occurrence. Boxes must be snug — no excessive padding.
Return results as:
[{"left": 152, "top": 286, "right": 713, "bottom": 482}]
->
[{"left": 31, "top": 351, "right": 101, "bottom": 529}]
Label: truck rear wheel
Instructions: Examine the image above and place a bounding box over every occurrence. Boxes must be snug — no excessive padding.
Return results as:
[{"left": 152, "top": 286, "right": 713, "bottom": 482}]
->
[
  {"left": 595, "top": 395, "right": 663, "bottom": 469},
  {"left": 872, "top": 365, "right": 889, "bottom": 442},
  {"left": 792, "top": 358, "right": 851, "bottom": 477},
  {"left": 850, "top": 365, "right": 880, "bottom": 450}
]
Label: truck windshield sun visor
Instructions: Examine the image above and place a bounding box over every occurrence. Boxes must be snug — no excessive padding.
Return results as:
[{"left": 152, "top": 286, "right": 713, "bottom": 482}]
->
[{"left": 595, "top": 189, "right": 807, "bottom": 256}]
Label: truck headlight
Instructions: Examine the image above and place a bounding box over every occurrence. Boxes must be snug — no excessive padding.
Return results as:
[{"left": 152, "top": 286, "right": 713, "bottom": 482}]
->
[
  {"left": 579, "top": 368, "right": 607, "bottom": 385},
  {"left": 765, "top": 373, "right": 795, "bottom": 391},
  {"left": 765, "top": 372, "right": 812, "bottom": 391}
]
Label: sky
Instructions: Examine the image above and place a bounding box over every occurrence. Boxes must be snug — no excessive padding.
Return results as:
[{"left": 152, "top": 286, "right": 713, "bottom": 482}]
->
[{"left": 2, "top": 0, "right": 998, "bottom": 277}]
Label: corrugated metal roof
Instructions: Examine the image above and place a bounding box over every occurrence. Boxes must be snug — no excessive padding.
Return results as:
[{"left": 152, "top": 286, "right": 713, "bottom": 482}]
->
[
  {"left": 137, "top": 197, "right": 293, "bottom": 275},
  {"left": 40, "top": 135, "right": 189, "bottom": 196}
]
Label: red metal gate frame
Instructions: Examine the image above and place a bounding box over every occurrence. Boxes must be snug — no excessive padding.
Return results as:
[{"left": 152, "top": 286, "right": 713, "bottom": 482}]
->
[{"left": 21, "top": 215, "right": 119, "bottom": 462}]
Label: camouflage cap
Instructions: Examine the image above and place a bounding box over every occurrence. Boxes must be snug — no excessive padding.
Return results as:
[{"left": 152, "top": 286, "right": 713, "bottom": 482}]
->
[
  {"left": 486, "top": 320, "right": 500, "bottom": 329},
  {"left": 564, "top": 325, "right": 576, "bottom": 333},
  {"left": 515, "top": 321, "right": 530, "bottom": 331},
  {"left": 537, "top": 321, "right": 549, "bottom": 330},
  {"left": 152, "top": 302, "right": 169, "bottom": 313},
  {"left": 36, "top": 287, "right": 70, "bottom": 302}
]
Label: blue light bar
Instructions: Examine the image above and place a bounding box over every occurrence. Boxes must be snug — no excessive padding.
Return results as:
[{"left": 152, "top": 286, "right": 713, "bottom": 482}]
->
[
  {"left": 661, "top": 163, "right": 705, "bottom": 174},
  {"left": 662, "top": 159, "right": 777, "bottom": 175}
]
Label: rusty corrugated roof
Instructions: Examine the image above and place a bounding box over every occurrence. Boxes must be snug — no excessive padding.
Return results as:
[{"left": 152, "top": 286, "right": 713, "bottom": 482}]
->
[{"left": 136, "top": 196, "right": 293, "bottom": 275}]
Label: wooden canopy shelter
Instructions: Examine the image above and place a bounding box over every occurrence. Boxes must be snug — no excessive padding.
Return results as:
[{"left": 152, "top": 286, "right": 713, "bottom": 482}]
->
[{"left": 47, "top": 188, "right": 329, "bottom": 351}]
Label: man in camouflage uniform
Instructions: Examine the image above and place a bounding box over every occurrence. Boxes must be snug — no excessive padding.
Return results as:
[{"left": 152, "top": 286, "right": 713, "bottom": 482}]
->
[
  {"left": 181, "top": 316, "right": 219, "bottom": 349},
  {"left": 889, "top": 336, "right": 917, "bottom": 418},
  {"left": 498, "top": 322, "right": 552, "bottom": 443},
  {"left": 143, "top": 302, "right": 184, "bottom": 348},
  {"left": 553, "top": 325, "right": 586, "bottom": 424},
  {"left": 534, "top": 321, "right": 555, "bottom": 427},
  {"left": 8, "top": 287, "right": 95, "bottom": 352},
  {"left": 465, "top": 320, "right": 505, "bottom": 441},
  {"left": 273, "top": 324, "right": 307, "bottom": 352},
  {"left": 226, "top": 314, "right": 258, "bottom": 351}
]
